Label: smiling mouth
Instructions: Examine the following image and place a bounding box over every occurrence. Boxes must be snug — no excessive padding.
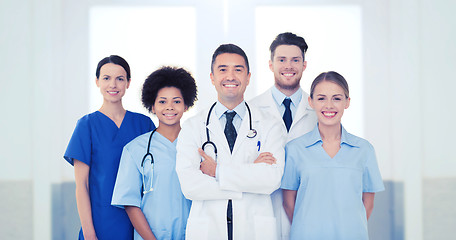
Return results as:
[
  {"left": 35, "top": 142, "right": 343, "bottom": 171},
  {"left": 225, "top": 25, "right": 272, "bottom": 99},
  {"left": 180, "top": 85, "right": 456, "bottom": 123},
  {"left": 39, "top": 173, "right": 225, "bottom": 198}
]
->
[
  {"left": 223, "top": 83, "right": 239, "bottom": 88},
  {"left": 108, "top": 91, "right": 119, "bottom": 95},
  {"left": 322, "top": 111, "right": 336, "bottom": 118},
  {"left": 163, "top": 113, "right": 177, "bottom": 119},
  {"left": 282, "top": 72, "right": 295, "bottom": 77}
]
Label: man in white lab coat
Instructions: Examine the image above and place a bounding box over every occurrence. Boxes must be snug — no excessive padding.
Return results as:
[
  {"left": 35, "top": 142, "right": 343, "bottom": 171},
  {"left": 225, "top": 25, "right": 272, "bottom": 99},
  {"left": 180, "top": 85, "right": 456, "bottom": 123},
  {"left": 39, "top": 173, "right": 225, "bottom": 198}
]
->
[
  {"left": 249, "top": 32, "right": 318, "bottom": 240},
  {"left": 176, "top": 44, "right": 286, "bottom": 240}
]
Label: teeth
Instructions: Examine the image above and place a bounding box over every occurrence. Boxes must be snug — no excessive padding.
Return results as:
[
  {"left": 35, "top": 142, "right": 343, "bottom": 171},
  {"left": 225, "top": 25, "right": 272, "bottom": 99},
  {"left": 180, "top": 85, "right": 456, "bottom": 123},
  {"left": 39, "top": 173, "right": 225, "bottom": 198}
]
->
[
  {"left": 323, "top": 112, "right": 336, "bottom": 117},
  {"left": 164, "top": 114, "right": 175, "bottom": 116},
  {"left": 225, "top": 84, "right": 237, "bottom": 88},
  {"left": 108, "top": 91, "right": 118, "bottom": 94},
  {"left": 283, "top": 73, "right": 294, "bottom": 77}
]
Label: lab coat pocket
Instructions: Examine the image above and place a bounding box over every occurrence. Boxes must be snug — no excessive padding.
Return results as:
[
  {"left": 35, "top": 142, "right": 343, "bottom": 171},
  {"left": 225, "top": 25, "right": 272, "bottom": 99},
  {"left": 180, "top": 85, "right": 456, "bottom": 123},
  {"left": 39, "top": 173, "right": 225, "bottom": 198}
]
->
[
  {"left": 254, "top": 216, "right": 277, "bottom": 240},
  {"left": 186, "top": 217, "right": 209, "bottom": 240}
]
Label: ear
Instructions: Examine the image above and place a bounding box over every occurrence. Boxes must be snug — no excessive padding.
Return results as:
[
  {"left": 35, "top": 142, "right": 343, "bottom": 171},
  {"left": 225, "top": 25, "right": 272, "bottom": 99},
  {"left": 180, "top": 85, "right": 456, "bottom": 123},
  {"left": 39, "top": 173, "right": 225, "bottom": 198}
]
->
[
  {"left": 210, "top": 72, "right": 215, "bottom": 86},
  {"left": 151, "top": 105, "right": 156, "bottom": 114},
  {"left": 95, "top": 77, "right": 100, "bottom": 87},
  {"left": 269, "top": 60, "right": 273, "bottom": 72},
  {"left": 308, "top": 96, "right": 314, "bottom": 109},
  {"left": 126, "top": 79, "right": 131, "bottom": 89},
  {"left": 303, "top": 61, "right": 307, "bottom": 71},
  {"left": 246, "top": 72, "right": 251, "bottom": 86},
  {"left": 345, "top": 97, "right": 351, "bottom": 109},
  {"left": 184, "top": 106, "right": 189, "bottom": 112}
]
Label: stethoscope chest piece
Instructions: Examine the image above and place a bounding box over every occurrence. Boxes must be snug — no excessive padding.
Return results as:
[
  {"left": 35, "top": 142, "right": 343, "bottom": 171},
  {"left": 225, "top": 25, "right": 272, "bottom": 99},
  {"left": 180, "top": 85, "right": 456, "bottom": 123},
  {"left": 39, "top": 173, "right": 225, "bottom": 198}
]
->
[{"left": 247, "top": 129, "right": 257, "bottom": 138}]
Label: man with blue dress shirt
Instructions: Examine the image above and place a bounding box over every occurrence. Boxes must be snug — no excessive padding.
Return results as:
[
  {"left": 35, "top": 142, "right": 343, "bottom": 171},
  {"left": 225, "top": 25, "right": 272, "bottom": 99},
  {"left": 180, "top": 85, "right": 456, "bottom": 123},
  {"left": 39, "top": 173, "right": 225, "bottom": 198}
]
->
[{"left": 249, "top": 32, "right": 318, "bottom": 240}]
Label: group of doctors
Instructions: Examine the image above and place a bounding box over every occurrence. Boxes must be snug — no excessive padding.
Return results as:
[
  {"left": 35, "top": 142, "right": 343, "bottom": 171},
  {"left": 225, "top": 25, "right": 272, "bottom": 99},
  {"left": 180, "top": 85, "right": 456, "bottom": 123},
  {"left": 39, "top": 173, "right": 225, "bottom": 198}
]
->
[{"left": 64, "top": 32, "right": 384, "bottom": 240}]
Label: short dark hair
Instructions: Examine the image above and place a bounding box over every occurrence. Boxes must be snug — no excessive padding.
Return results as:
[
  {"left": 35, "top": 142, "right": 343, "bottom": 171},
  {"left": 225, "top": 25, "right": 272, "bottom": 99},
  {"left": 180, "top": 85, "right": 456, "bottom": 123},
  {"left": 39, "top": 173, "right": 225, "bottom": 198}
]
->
[
  {"left": 95, "top": 55, "right": 131, "bottom": 80},
  {"left": 270, "top": 32, "right": 308, "bottom": 60},
  {"left": 310, "top": 71, "right": 349, "bottom": 99},
  {"left": 211, "top": 44, "right": 250, "bottom": 73},
  {"left": 142, "top": 66, "right": 198, "bottom": 113}
]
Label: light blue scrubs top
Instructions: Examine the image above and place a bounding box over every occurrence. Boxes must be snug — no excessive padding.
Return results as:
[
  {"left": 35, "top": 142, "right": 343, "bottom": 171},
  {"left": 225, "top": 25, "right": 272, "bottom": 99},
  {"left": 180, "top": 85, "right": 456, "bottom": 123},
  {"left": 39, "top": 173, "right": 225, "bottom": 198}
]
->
[
  {"left": 112, "top": 131, "right": 191, "bottom": 240},
  {"left": 281, "top": 124, "right": 385, "bottom": 240}
]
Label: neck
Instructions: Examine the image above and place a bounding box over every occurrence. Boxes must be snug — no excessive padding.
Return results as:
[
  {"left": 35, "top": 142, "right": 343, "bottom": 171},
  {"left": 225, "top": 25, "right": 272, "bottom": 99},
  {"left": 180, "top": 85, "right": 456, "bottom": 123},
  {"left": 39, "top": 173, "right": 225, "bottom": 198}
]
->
[
  {"left": 99, "top": 101, "right": 126, "bottom": 117},
  {"left": 156, "top": 124, "right": 181, "bottom": 142},
  {"left": 275, "top": 83, "right": 300, "bottom": 97},
  {"left": 318, "top": 123, "right": 342, "bottom": 142},
  {"left": 219, "top": 97, "right": 243, "bottom": 110}
]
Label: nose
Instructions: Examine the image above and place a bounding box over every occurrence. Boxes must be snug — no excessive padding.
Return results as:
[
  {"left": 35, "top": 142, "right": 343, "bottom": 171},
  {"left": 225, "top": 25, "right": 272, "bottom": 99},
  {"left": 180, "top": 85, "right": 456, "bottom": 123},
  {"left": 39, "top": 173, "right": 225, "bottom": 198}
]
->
[
  {"left": 226, "top": 69, "right": 236, "bottom": 80},
  {"left": 284, "top": 60, "right": 292, "bottom": 68},
  {"left": 165, "top": 101, "right": 174, "bottom": 110},
  {"left": 109, "top": 79, "right": 117, "bottom": 88}
]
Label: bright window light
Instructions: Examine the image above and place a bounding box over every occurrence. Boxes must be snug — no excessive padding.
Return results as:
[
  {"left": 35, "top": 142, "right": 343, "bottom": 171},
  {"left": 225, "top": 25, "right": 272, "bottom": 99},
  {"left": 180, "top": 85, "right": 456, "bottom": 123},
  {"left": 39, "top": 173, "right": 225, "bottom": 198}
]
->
[
  {"left": 89, "top": 6, "right": 196, "bottom": 120},
  {"left": 255, "top": 5, "right": 363, "bottom": 136}
]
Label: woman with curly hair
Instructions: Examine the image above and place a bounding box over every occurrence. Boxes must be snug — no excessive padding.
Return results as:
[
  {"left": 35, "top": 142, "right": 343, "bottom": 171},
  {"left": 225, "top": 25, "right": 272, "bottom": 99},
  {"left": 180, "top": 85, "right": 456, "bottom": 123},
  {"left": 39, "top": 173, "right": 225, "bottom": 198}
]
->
[{"left": 112, "top": 66, "right": 198, "bottom": 240}]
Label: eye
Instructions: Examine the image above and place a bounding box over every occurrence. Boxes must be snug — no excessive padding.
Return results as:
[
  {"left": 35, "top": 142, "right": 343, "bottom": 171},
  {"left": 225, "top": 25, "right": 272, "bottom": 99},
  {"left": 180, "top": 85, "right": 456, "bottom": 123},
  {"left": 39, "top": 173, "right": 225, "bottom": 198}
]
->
[
  {"left": 235, "top": 68, "right": 243, "bottom": 72},
  {"left": 117, "top": 77, "right": 124, "bottom": 81},
  {"left": 219, "top": 68, "right": 227, "bottom": 72},
  {"left": 293, "top": 59, "right": 300, "bottom": 63},
  {"left": 174, "top": 100, "right": 182, "bottom": 104},
  {"left": 317, "top": 97, "right": 325, "bottom": 101},
  {"left": 333, "top": 97, "right": 342, "bottom": 101},
  {"left": 158, "top": 100, "right": 166, "bottom": 104},
  {"left": 279, "top": 59, "right": 285, "bottom": 62},
  {"left": 103, "top": 77, "right": 109, "bottom": 80}
]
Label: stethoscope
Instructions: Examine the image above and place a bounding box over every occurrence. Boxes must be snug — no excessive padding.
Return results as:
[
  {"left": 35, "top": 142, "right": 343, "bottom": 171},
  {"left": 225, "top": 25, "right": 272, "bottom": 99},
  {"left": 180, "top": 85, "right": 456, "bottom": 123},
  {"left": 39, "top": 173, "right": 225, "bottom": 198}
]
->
[
  {"left": 201, "top": 102, "right": 257, "bottom": 162},
  {"left": 141, "top": 128, "right": 157, "bottom": 195}
]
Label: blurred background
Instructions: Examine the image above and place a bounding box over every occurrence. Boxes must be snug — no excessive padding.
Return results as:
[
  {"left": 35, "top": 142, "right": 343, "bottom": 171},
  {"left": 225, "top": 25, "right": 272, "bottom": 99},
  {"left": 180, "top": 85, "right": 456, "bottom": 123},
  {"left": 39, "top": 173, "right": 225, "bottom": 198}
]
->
[{"left": 1, "top": 0, "right": 455, "bottom": 239}]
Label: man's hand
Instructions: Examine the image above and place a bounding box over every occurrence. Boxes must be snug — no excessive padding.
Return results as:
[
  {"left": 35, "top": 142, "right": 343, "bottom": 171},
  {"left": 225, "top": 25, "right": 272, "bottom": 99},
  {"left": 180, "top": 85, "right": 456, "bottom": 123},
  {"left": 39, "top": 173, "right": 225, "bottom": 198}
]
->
[
  {"left": 254, "top": 152, "right": 276, "bottom": 165},
  {"left": 199, "top": 148, "right": 217, "bottom": 177}
]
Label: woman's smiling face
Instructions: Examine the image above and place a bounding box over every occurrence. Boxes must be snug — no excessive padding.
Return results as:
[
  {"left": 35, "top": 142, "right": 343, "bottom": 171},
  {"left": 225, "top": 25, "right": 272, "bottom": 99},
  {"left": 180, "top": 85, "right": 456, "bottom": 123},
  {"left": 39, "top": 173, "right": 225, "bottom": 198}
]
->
[{"left": 309, "top": 80, "right": 350, "bottom": 127}]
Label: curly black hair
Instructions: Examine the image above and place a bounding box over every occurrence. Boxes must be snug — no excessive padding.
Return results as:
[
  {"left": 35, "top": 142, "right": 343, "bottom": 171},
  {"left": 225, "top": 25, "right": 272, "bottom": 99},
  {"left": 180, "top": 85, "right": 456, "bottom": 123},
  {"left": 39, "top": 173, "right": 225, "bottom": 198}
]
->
[{"left": 142, "top": 66, "right": 198, "bottom": 113}]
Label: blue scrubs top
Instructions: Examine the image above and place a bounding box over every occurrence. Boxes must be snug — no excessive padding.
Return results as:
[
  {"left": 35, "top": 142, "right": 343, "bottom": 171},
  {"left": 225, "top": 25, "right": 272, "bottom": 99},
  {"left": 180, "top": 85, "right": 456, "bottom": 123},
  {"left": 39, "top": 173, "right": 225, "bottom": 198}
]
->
[
  {"left": 64, "top": 111, "right": 155, "bottom": 240},
  {"left": 281, "top": 125, "right": 385, "bottom": 240},
  {"left": 112, "top": 131, "right": 191, "bottom": 240}
]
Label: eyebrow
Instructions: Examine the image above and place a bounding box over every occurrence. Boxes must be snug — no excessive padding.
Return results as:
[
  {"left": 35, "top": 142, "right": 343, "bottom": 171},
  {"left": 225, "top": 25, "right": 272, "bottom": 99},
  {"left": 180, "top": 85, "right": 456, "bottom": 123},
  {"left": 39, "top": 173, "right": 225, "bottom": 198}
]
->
[
  {"left": 217, "top": 64, "right": 245, "bottom": 69},
  {"left": 158, "top": 96, "right": 183, "bottom": 99}
]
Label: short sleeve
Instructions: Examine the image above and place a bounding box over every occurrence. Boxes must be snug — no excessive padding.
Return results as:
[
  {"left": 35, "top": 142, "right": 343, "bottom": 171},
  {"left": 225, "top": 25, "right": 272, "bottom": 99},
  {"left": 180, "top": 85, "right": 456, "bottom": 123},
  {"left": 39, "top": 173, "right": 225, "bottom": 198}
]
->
[
  {"left": 63, "top": 116, "right": 92, "bottom": 166},
  {"left": 281, "top": 143, "right": 300, "bottom": 191},
  {"left": 111, "top": 145, "right": 142, "bottom": 208},
  {"left": 362, "top": 143, "right": 385, "bottom": 193}
]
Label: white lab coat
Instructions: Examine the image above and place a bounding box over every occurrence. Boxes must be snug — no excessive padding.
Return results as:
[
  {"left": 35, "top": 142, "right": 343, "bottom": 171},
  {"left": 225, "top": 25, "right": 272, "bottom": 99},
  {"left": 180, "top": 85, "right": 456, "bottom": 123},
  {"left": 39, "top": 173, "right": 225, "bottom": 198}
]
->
[
  {"left": 176, "top": 103, "right": 286, "bottom": 240},
  {"left": 249, "top": 87, "right": 318, "bottom": 240}
]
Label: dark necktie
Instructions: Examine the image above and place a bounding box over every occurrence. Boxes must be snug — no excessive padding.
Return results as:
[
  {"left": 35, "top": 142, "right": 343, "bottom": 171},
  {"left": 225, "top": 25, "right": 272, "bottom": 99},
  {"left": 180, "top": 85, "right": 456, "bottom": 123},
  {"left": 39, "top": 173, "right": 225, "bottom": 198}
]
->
[
  {"left": 283, "top": 98, "right": 292, "bottom": 132},
  {"left": 224, "top": 111, "right": 237, "bottom": 153},
  {"left": 223, "top": 111, "right": 236, "bottom": 240}
]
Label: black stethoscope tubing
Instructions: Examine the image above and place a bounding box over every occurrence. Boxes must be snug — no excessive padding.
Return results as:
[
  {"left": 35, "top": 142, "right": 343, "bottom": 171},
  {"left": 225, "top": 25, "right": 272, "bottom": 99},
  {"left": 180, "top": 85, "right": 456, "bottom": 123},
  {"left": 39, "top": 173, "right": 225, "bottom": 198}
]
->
[{"left": 202, "top": 102, "right": 257, "bottom": 160}]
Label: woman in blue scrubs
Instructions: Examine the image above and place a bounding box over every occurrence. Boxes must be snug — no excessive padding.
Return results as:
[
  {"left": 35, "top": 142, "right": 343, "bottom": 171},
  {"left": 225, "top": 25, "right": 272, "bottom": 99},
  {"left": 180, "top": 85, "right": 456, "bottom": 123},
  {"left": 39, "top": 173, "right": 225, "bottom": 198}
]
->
[
  {"left": 281, "top": 71, "right": 384, "bottom": 240},
  {"left": 64, "top": 55, "right": 155, "bottom": 240},
  {"left": 112, "top": 66, "right": 197, "bottom": 240}
]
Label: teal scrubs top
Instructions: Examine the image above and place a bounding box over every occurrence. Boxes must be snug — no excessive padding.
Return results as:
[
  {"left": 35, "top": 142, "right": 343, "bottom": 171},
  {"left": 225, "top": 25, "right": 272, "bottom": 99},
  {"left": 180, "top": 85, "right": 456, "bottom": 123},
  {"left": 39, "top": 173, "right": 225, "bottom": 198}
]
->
[
  {"left": 64, "top": 111, "right": 155, "bottom": 240},
  {"left": 112, "top": 131, "right": 191, "bottom": 240},
  {"left": 281, "top": 124, "right": 385, "bottom": 240}
]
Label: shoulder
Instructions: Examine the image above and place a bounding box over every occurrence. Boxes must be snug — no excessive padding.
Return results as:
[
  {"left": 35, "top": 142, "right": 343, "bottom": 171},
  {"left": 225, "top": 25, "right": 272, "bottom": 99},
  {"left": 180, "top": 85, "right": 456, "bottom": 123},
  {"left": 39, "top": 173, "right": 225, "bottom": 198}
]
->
[
  {"left": 344, "top": 131, "right": 375, "bottom": 151},
  {"left": 124, "top": 131, "right": 151, "bottom": 150},
  {"left": 75, "top": 111, "right": 99, "bottom": 128},
  {"left": 287, "top": 129, "right": 314, "bottom": 147},
  {"left": 127, "top": 111, "right": 152, "bottom": 122},
  {"left": 248, "top": 88, "right": 273, "bottom": 106}
]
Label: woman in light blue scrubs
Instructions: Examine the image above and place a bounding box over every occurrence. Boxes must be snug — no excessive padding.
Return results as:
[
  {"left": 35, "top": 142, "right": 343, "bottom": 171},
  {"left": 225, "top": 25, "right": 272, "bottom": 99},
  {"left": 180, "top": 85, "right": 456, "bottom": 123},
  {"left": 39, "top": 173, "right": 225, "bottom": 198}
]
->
[
  {"left": 112, "top": 66, "right": 197, "bottom": 240},
  {"left": 64, "top": 55, "right": 155, "bottom": 240},
  {"left": 281, "top": 71, "right": 384, "bottom": 240}
]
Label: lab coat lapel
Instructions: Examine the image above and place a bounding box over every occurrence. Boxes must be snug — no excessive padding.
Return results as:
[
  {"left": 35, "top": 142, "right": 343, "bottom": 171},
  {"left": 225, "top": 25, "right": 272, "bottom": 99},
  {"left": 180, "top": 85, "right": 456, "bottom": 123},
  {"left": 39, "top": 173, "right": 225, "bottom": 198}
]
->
[
  {"left": 254, "top": 88, "right": 283, "bottom": 123},
  {"left": 231, "top": 111, "right": 252, "bottom": 155},
  {"left": 206, "top": 109, "right": 231, "bottom": 154},
  {"left": 289, "top": 90, "right": 311, "bottom": 131}
]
